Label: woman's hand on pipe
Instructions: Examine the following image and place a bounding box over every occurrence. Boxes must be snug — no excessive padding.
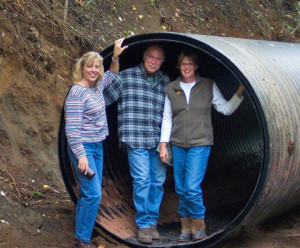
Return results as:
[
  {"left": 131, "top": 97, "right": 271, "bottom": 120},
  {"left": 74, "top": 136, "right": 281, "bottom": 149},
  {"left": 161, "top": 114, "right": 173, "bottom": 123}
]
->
[
  {"left": 112, "top": 37, "right": 128, "bottom": 60},
  {"left": 236, "top": 84, "right": 245, "bottom": 99}
]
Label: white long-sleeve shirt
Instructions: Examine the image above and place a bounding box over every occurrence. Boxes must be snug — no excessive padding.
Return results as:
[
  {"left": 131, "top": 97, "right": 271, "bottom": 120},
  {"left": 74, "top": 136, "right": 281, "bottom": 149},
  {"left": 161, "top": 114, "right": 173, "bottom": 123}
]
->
[{"left": 160, "top": 81, "right": 243, "bottom": 143}]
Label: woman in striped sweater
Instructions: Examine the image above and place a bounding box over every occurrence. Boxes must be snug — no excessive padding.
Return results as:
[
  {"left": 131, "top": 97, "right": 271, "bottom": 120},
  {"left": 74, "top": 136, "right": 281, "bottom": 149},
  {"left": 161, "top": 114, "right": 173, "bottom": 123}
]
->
[{"left": 64, "top": 38, "right": 127, "bottom": 248}]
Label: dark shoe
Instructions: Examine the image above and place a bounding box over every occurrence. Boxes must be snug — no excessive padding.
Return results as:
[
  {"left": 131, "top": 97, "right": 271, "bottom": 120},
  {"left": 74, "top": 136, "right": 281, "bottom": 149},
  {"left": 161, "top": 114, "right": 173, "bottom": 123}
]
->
[
  {"left": 138, "top": 227, "right": 152, "bottom": 244},
  {"left": 177, "top": 232, "right": 192, "bottom": 242},
  {"left": 74, "top": 238, "right": 96, "bottom": 248},
  {"left": 151, "top": 225, "right": 160, "bottom": 240},
  {"left": 192, "top": 227, "right": 207, "bottom": 241}
]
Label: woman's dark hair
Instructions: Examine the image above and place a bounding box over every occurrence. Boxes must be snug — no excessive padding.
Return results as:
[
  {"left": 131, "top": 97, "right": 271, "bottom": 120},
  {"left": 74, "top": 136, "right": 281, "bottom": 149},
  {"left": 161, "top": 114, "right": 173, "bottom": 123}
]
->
[{"left": 177, "top": 50, "right": 199, "bottom": 68}]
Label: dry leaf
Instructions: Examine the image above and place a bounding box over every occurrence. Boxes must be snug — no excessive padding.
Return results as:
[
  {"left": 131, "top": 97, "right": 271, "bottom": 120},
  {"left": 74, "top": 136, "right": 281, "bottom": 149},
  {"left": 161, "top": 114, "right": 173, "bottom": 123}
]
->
[
  {"left": 75, "top": 0, "right": 84, "bottom": 7},
  {"left": 186, "top": 0, "right": 192, "bottom": 6}
]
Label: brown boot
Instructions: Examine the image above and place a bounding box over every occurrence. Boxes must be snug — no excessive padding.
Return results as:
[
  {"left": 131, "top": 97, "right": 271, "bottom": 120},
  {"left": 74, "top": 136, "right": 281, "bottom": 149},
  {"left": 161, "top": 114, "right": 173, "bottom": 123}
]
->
[
  {"left": 177, "top": 218, "right": 192, "bottom": 242},
  {"left": 191, "top": 218, "right": 207, "bottom": 241},
  {"left": 150, "top": 225, "right": 160, "bottom": 240},
  {"left": 137, "top": 227, "right": 152, "bottom": 244},
  {"left": 74, "top": 238, "right": 96, "bottom": 248}
]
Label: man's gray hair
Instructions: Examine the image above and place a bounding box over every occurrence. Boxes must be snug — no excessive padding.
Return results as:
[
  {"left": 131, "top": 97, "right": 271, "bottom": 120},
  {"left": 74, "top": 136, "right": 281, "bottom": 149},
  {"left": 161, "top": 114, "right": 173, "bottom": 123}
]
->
[{"left": 143, "top": 44, "right": 165, "bottom": 62}]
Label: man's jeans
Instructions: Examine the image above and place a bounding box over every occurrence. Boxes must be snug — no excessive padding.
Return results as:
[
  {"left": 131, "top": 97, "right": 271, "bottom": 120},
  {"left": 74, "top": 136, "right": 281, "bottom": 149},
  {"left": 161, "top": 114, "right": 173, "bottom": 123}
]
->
[
  {"left": 67, "top": 142, "right": 103, "bottom": 242},
  {"left": 172, "top": 145, "right": 211, "bottom": 219},
  {"left": 126, "top": 146, "right": 166, "bottom": 229}
]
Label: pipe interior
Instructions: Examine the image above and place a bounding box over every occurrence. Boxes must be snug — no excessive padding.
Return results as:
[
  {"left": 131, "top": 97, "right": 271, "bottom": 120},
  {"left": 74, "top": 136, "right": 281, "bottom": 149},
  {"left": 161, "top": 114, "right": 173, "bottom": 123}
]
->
[{"left": 59, "top": 39, "right": 264, "bottom": 247}]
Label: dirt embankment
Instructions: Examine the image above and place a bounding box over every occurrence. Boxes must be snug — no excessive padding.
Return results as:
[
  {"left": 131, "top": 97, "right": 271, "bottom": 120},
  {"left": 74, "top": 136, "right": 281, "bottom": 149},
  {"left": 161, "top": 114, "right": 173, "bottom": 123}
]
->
[{"left": 0, "top": 0, "right": 299, "bottom": 247}]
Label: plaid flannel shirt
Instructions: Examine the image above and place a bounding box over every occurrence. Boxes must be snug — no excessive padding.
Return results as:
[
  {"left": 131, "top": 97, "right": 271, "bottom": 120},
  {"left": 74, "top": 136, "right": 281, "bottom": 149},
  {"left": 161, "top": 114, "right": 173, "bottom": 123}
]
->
[{"left": 104, "top": 63, "right": 170, "bottom": 149}]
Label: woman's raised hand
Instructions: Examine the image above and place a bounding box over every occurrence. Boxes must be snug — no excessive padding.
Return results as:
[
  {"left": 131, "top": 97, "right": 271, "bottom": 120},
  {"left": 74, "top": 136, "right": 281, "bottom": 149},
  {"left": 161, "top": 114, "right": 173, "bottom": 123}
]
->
[{"left": 113, "top": 37, "right": 128, "bottom": 59}]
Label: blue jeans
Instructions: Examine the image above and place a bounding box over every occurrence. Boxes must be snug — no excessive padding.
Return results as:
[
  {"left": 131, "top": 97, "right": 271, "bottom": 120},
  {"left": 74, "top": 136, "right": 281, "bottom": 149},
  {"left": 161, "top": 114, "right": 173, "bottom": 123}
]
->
[
  {"left": 126, "top": 146, "right": 167, "bottom": 229},
  {"left": 172, "top": 145, "right": 211, "bottom": 219},
  {"left": 67, "top": 142, "right": 103, "bottom": 243}
]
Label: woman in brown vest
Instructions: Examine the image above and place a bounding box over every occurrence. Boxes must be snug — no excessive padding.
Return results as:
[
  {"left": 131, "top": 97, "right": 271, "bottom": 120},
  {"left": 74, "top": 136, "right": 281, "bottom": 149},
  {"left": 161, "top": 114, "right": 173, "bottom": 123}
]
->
[{"left": 159, "top": 50, "right": 244, "bottom": 242}]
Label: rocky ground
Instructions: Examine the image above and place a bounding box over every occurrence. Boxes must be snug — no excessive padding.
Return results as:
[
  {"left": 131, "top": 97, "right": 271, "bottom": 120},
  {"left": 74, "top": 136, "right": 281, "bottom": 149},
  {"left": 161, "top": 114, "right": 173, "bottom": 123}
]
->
[{"left": 0, "top": 194, "right": 299, "bottom": 247}]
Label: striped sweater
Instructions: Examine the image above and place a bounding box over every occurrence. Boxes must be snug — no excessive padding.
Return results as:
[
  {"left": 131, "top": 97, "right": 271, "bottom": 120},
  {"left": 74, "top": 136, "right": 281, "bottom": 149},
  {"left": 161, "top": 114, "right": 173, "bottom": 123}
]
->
[{"left": 64, "top": 70, "right": 116, "bottom": 159}]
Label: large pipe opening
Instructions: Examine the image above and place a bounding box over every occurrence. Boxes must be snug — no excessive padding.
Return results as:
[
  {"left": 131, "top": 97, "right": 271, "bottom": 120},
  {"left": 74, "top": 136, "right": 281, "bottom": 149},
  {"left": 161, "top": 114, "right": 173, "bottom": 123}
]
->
[{"left": 59, "top": 33, "right": 270, "bottom": 247}]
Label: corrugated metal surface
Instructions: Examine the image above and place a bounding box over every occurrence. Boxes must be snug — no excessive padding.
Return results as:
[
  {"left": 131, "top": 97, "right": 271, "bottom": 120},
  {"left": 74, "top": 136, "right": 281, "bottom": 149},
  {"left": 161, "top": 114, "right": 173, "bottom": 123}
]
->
[
  {"left": 188, "top": 34, "right": 300, "bottom": 223},
  {"left": 58, "top": 33, "right": 300, "bottom": 247}
]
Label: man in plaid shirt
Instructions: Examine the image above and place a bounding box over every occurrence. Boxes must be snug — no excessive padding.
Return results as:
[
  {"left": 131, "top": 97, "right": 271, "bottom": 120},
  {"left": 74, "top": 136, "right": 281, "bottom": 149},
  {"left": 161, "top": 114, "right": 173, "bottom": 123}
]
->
[{"left": 104, "top": 44, "right": 170, "bottom": 244}]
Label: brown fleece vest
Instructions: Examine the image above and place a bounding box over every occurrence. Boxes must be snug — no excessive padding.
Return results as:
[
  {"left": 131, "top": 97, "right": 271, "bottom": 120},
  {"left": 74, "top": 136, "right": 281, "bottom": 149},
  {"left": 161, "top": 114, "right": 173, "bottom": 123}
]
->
[{"left": 166, "top": 75, "right": 214, "bottom": 148}]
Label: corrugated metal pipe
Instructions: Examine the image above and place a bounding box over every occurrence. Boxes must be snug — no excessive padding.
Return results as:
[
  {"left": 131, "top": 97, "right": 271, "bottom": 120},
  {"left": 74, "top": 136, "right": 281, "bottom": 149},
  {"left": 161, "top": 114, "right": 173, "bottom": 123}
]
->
[{"left": 58, "top": 33, "right": 300, "bottom": 247}]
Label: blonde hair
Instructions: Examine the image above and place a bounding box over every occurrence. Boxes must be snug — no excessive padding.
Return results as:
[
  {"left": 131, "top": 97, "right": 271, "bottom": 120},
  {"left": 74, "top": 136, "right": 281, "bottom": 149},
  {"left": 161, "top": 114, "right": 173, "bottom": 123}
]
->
[{"left": 73, "top": 51, "right": 104, "bottom": 83}]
